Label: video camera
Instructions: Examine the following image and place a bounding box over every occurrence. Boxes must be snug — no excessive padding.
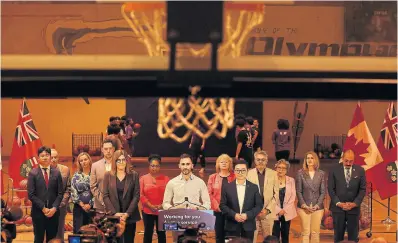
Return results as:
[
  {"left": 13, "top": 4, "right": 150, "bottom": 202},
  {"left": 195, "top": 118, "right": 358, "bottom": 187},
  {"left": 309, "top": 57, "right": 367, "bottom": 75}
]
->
[
  {"left": 68, "top": 211, "right": 121, "bottom": 243},
  {"left": 1, "top": 199, "right": 22, "bottom": 243},
  {"left": 176, "top": 222, "right": 207, "bottom": 243}
]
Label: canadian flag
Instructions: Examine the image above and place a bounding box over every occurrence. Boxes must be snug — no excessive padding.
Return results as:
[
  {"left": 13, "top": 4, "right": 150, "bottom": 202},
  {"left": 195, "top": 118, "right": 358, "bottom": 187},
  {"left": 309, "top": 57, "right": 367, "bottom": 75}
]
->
[{"left": 340, "top": 103, "right": 383, "bottom": 189}]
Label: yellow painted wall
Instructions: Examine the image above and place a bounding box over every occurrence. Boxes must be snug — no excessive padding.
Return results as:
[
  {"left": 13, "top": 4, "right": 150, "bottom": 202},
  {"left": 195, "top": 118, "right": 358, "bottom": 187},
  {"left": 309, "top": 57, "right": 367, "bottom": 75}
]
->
[
  {"left": 1, "top": 98, "right": 125, "bottom": 156},
  {"left": 262, "top": 101, "right": 393, "bottom": 160}
]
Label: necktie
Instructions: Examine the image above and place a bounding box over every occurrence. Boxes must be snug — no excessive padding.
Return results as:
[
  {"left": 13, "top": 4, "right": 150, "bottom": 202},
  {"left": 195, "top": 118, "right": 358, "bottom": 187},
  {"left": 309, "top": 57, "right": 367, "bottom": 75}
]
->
[
  {"left": 43, "top": 168, "right": 49, "bottom": 187},
  {"left": 345, "top": 167, "right": 351, "bottom": 187}
]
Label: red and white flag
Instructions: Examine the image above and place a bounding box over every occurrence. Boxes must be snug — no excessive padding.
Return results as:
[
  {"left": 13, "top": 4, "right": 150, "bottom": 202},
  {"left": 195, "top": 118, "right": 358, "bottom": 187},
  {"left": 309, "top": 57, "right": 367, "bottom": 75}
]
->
[
  {"left": 341, "top": 103, "right": 383, "bottom": 189},
  {"left": 8, "top": 99, "right": 43, "bottom": 190},
  {"left": 368, "top": 102, "right": 397, "bottom": 199}
]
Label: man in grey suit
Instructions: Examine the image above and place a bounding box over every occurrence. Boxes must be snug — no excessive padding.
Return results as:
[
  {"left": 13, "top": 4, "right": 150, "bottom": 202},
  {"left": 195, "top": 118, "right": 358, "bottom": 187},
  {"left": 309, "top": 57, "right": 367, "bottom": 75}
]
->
[
  {"left": 328, "top": 149, "right": 366, "bottom": 243},
  {"left": 90, "top": 139, "right": 116, "bottom": 215},
  {"left": 50, "top": 149, "right": 71, "bottom": 242}
]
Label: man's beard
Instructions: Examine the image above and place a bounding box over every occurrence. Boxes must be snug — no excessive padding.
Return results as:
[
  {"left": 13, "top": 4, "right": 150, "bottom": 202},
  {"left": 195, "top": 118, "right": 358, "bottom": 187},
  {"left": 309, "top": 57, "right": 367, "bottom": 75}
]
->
[{"left": 182, "top": 168, "right": 191, "bottom": 175}]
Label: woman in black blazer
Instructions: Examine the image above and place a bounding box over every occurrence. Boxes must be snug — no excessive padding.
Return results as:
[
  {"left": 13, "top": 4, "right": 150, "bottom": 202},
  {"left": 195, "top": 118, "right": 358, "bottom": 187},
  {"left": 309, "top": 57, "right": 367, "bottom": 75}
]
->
[{"left": 103, "top": 150, "right": 141, "bottom": 243}]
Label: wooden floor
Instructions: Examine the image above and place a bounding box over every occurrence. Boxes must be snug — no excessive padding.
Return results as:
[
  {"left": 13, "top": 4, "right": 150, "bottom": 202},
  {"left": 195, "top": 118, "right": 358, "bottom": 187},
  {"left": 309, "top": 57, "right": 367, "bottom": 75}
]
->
[{"left": 2, "top": 157, "right": 397, "bottom": 243}]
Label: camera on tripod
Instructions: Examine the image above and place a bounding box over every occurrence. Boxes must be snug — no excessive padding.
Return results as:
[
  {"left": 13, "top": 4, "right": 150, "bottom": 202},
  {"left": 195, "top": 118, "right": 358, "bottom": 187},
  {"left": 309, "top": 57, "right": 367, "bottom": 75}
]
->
[
  {"left": 177, "top": 222, "right": 208, "bottom": 243},
  {"left": 68, "top": 211, "right": 121, "bottom": 243},
  {"left": 1, "top": 199, "right": 22, "bottom": 243}
]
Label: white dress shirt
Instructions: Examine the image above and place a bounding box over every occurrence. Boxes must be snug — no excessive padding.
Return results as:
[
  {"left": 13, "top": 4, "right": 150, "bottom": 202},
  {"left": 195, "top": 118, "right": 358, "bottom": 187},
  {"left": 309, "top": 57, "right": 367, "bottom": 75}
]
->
[
  {"left": 236, "top": 180, "right": 247, "bottom": 213},
  {"left": 105, "top": 162, "right": 112, "bottom": 172},
  {"left": 163, "top": 173, "right": 211, "bottom": 210},
  {"left": 336, "top": 166, "right": 353, "bottom": 206}
]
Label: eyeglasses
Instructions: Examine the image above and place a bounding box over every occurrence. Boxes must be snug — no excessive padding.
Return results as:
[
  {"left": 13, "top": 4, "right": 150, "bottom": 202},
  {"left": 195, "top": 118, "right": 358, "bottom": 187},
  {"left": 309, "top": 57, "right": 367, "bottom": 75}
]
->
[
  {"left": 150, "top": 164, "right": 160, "bottom": 168},
  {"left": 255, "top": 158, "right": 267, "bottom": 163},
  {"left": 234, "top": 169, "right": 247, "bottom": 174},
  {"left": 276, "top": 166, "right": 287, "bottom": 171},
  {"left": 116, "top": 159, "right": 126, "bottom": 164}
]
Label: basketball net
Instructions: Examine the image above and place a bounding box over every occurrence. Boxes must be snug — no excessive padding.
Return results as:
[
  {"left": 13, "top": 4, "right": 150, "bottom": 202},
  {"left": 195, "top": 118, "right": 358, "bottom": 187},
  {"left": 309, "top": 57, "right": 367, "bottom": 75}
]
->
[{"left": 121, "top": 2, "right": 265, "bottom": 142}]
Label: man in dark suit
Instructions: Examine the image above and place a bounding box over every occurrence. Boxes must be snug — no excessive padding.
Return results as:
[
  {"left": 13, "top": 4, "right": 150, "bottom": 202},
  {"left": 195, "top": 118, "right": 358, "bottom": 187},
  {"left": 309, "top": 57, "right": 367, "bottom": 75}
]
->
[
  {"left": 51, "top": 148, "right": 71, "bottom": 243},
  {"left": 28, "top": 146, "right": 64, "bottom": 243},
  {"left": 328, "top": 149, "right": 366, "bottom": 243},
  {"left": 220, "top": 161, "right": 263, "bottom": 242}
]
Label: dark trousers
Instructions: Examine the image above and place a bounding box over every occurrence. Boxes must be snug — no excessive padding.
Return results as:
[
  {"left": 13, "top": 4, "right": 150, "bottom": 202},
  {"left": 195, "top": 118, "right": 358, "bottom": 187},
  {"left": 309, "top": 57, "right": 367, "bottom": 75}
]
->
[
  {"left": 275, "top": 150, "right": 290, "bottom": 161},
  {"left": 214, "top": 212, "right": 226, "bottom": 243},
  {"left": 332, "top": 212, "right": 360, "bottom": 243},
  {"left": 142, "top": 212, "right": 166, "bottom": 243},
  {"left": 57, "top": 206, "right": 67, "bottom": 242},
  {"left": 73, "top": 204, "right": 92, "bottom": 234},
  {"left": 121, "top": 222, "right": 136, "bottom": 243},
  {"left": 31, "top": 208, "right": 59, "bottom": 243},
  {"left": 240, "top": 152, "right": 253, "bottom": 168},
  {"left": 226, "top": 223, "right": 254, "bottom": 242},
  {"left": 272, "top": 216, "right": 291, "bottom": 243},
  {"left": 128, "top": 140, "right": 135, "bottom": 157},
  {"left": 191, "top": 147, "right": 206, "bottom": 168}
]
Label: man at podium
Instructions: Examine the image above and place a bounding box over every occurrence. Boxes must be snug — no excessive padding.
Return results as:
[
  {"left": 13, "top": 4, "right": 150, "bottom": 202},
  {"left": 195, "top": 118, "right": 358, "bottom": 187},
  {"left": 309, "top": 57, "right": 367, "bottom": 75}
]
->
[
  {"left": 163, "top": 153, "right": 211, "bottom": 210},
  {"left": 162, "top": 154, "right": 211, "bottom": 242}
]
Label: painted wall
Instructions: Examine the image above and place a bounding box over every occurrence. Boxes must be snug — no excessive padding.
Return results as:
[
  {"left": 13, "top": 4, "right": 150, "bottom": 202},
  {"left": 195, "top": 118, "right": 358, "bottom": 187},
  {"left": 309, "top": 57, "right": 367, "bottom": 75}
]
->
[
  {"left": 262, "top": 101, "right": 394, "bottom": 160},
  {"left": 1, "top": 98, "right": 126, "bottom": 156},
  {"left": 2, "top": 2, "right": 395, "bottom": 56}
]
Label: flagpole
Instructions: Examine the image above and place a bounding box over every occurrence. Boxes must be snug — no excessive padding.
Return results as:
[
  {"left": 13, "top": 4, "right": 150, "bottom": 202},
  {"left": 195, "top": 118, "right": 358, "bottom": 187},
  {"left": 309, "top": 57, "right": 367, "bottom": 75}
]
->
[{"left": 381, "top": 197, "right": 396, "bottom": 224}]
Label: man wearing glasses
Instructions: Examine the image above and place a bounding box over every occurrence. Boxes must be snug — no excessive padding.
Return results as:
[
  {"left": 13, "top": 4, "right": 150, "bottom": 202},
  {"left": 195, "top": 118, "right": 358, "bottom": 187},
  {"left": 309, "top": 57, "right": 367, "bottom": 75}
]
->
[
  {"left": 220, "top": 160, "right": 263, "bottom": 242},
  {"left": 247, "top": 150, "right": 279, "bottom": 242}
]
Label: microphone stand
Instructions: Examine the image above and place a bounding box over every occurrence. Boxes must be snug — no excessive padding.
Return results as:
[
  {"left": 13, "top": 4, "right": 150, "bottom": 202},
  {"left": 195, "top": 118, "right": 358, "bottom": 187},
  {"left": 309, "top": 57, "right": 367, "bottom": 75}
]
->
[
  {"left": 168, "top": 197, "right": 190, "bottom": 210},
  {"left": 185, "top": 199, "right": 207, "bottom": 210},
  {"left": 168, "top": 197, "right": 207, "bottom": 210}
]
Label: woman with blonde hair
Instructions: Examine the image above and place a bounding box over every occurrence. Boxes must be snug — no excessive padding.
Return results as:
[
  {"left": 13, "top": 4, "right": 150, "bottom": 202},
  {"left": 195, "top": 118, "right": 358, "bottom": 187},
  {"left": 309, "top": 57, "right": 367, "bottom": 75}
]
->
[
  {"left": 71, "top": 152, "right": 93, "bottom": 233},
  {"left": 103, "top": 150, "right": 141, "bottom": 243},
  {"left": 272, "top": 159, "right": 297, "bottom": 243},
  {"left": 207, "top": 154, "right": 236, "bottom": 243},
  {"left": 295, "top": 151, "right": 325, "bottom": 243}
]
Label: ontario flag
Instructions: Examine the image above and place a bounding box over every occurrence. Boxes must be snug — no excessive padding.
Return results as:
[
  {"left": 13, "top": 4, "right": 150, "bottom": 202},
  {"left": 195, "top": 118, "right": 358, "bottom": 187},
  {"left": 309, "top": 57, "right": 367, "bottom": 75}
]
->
[
  {"left": 368, "top": 102, "right": 398, "bottom": 199},
  {"left": 8, "top": 99, "right": 42, "bottom": 190},
  {"left": 341, "top": 103, "right": 383, "bottom": 190}
]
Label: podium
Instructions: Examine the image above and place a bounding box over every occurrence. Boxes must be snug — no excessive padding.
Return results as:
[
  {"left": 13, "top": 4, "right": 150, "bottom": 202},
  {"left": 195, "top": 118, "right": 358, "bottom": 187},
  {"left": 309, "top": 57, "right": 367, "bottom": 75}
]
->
[{"left": 158, "top": 209, "right": 215, "bottom": 231}]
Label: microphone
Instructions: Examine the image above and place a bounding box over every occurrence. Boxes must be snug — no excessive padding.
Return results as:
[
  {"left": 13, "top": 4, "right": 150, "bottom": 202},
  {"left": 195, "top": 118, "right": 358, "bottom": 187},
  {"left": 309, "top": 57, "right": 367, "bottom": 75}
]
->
[
  {"left": 169, "top": 197, "right": 189, "bottom": 210},
  {"left": 184, "top": 197, "right": 207, "bottom": 210}
]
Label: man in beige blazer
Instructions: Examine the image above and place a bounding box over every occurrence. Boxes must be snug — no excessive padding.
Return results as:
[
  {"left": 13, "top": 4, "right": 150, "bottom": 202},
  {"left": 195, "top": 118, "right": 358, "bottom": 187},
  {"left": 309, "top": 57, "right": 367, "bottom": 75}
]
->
[
  {"left": 90, "top": 139, "right": 116, "bottom": 215},
  {"left": 50, "top": 149, "right": 71, "bottom": 243},
  {"left": 247, "top": 150, "right": 279, "bottom": 243}
]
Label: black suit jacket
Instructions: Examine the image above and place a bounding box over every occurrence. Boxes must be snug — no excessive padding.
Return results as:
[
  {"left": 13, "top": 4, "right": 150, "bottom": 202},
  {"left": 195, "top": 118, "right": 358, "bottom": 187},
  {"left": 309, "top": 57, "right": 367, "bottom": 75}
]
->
[
  {"left": 328, "top": 164, "right": 366, "bottom": 215},
  {"left": 103, "top": 171, "right": 141, "bottom": 223},
  {"left": 27, "top": 167, "right": 64, "bottom": 212},
  {"left": 220, "top": 179, "right": 263, "bottom": 231}
]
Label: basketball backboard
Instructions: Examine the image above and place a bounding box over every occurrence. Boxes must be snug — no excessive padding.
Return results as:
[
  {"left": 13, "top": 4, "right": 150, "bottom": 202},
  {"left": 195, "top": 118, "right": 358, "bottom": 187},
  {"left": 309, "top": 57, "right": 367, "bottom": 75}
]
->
[{"left": 1, "top": 1, "right": 397, "bottom": 99}]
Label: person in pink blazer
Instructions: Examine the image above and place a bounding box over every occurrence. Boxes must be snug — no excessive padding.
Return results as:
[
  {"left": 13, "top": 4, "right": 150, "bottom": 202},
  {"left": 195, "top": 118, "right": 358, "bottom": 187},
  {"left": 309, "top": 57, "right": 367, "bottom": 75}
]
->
[
  {"left": 207, "top": 154, "right": 236, "bottom": 243},
  {"left": 272, "top": 159, "right": 297, "bottom": 243}
]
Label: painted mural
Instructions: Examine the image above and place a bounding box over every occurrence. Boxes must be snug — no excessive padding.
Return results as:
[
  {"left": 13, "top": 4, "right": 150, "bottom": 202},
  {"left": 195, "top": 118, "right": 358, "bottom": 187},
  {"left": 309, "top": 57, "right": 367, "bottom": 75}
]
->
[{"left": 2, "top": 2, "right": 396, "bottom": 57}]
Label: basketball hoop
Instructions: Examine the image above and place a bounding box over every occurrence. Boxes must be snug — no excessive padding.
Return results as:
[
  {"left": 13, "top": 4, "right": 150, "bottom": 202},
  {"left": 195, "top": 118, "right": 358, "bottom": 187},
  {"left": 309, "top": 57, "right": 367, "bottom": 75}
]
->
[
  {"left": 121, "top": 2, "right": 262, "bottom": 142},
  {"left": 121, "top": 1, "right": 265, "bottom": 57},
  {"left": 157, "top": 86, "right": 235, "bottom": 143}
]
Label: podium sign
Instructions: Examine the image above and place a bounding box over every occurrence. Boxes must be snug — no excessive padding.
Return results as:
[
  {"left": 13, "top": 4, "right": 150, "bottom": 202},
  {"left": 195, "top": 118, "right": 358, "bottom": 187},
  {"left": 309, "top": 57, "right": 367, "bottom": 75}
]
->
[{"left": 158, "top": 209, "right": 215, "bottom": 231}]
